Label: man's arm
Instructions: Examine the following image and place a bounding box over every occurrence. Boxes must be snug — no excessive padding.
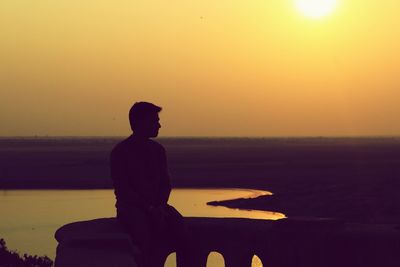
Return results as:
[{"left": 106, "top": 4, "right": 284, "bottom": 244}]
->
[
  {"left": 158, "top": 147, "right": 172, "bottom": 205},
  {"left": 110, "top": 147, "right": 151, "bottom": 210}
]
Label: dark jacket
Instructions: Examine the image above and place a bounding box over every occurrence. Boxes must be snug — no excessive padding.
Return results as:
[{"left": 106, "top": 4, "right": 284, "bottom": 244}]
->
[{"left": 110, "top": 135, "right": 171, "bottom": 214}]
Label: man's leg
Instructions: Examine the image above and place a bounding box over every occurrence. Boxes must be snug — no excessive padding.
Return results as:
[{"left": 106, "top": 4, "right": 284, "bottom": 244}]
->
[
  {"left": 117, "top": 210, "right": 155, "bottom": 267},
  {"left": 161, "top": 205, "right": 194, "bottom": 266}
]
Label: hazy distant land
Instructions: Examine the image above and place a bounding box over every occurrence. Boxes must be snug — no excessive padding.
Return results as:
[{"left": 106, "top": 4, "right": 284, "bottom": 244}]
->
[{"left": 1, "top": 137, "right": 400, "bottom": 224}]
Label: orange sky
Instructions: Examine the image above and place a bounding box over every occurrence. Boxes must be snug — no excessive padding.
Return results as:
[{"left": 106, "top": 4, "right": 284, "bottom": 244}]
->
[{"left": 1, "top": 0, "right": 400, "bottom": 136}]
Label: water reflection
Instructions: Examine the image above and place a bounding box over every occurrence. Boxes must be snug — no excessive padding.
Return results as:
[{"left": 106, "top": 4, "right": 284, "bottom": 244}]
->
[
  {"left": 164, "top": 253, "right": 176, "bottom": 267},
  {"left": 207, "top": 252, "right": 225, "bottom": 267},
  {"left": 0, "top": 188, "right": 284, "bottom": 261},
  {"left": 170, "top": 188, "right": 284, "bottom": 220},
  {"left": 252, "top": 255, "right": 263, "bottom": 267},
  {"left": 164, "top": 252, "right": 264, "bottom": 267}
]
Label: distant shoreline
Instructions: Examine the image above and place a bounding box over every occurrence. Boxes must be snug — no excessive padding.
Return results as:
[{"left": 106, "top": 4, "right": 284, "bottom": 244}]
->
[
  {"left": 1, "top": 137, "right": 400, "bottom": 224},
  {"left": 1, "top": 135, "right": 400, "bottom": 139}
]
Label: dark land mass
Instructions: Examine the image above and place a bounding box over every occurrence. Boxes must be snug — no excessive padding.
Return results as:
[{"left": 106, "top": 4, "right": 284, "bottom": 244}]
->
[{"left": 1, "top": 137, "right": 400, "bottom": 224}]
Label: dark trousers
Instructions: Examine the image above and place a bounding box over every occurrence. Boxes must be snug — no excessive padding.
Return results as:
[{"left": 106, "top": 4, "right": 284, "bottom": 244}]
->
[{"left": 117, "top": 205, "right": 186, "bottom": 267}]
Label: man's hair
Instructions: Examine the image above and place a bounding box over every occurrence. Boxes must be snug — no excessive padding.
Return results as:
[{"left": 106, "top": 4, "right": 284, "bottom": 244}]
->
[{"left": 129, "top": 102, "right": 162, "bottom": 130}]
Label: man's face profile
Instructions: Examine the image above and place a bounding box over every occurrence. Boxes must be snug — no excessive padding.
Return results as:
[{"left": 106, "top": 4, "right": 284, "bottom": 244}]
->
[
  {"left": 148, "top": 113, "right": 161, "bottom": 138},
  {"left": 135, "top": 113, "right": 161, "bottom": 138}
]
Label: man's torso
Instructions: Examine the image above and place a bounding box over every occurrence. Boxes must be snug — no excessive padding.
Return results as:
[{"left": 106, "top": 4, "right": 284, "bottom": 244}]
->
[{"left": 110, "top": 136, "right": 171, "bottom": 212}]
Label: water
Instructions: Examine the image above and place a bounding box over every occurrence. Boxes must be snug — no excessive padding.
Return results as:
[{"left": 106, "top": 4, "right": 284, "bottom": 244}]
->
[{"left": 0, "top": 188, "right": 284, "bottom": 265}]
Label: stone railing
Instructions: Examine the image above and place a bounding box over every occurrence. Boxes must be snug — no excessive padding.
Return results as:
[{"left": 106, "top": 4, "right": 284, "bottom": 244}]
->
[{"left": 54, "top": 217, "right": 400, "bottom": 267}]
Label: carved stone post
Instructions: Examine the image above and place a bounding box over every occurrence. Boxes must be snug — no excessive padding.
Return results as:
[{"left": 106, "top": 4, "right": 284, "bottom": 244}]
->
[
  {"left": 222, "top": 249, "right": 253, "bottom": 267},
  {"left": 176, "top": 249, "right": 209, "bottom": 267}
]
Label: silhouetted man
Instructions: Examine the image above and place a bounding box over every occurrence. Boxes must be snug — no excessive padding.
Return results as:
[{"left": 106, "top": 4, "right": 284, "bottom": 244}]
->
[{"left": 110, "top": 102, "right": 184, "bottom": 267}]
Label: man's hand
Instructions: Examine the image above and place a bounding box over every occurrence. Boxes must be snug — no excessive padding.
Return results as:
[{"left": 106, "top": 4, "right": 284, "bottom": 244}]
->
[{"left": 148, "top": 205, "right": 168, "bottom": 230}]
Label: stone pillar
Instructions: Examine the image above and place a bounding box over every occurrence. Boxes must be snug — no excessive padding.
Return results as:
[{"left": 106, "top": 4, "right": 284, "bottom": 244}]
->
[
  {"left": 176, "top": 249, "right": 209, "bottom": 267},
  {"left": 222, "top": 249, "right": 253, "bottom": 267},
  {"left": 54, "top": 238, "right": 138, "bottom": 267}
]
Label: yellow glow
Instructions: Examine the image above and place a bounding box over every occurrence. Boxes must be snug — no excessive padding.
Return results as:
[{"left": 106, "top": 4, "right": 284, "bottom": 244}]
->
[
  {"left": 2, "top": 1, "right": 400, "bottom": 136},
  {"left": 295, "top": 0, "right": 337, "bottom": 19}
]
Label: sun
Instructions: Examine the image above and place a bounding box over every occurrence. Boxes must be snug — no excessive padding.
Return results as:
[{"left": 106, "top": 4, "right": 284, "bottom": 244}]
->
[{"left": 295, "top": 0, "right": 337, "bottom": 19}]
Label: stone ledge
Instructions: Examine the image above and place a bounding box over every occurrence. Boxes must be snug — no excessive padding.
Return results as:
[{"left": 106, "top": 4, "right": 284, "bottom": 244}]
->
[{"left": 54, "top": 217, "right": 400, "bottom": 267}]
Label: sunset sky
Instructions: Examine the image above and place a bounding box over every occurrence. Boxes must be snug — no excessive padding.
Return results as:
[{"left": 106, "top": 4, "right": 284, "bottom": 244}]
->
[{"left": 1, "top": 0, "right": 400, "bottom": 136}]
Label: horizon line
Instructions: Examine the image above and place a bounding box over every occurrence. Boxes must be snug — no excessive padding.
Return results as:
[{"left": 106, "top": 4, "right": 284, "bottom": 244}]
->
[{"left": 1, "top": 135, "right": 400, "bottom": 139}]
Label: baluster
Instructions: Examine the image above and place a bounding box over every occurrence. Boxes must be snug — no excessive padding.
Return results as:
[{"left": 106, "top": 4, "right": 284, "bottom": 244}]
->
[
  {"left": 176, "top": 249, "right": 209, "bottom": 267},
  {"left": 223, "top": 250, "right": 253, "bottom": 267}
]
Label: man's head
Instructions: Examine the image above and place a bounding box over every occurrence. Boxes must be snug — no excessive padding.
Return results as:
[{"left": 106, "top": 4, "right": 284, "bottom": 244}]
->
[{"left": 129, "top": 102, "right": 162, "bottom": 138}]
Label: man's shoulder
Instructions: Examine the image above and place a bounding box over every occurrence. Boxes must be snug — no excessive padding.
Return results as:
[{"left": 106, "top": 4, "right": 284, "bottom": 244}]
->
[
  {"left": 111, "top": 137, "right": 165, "bottom": 156},
  {"left": 148, "top": 139, "right": 166, "bottom": 153},
  {"left": 110, "top": 137, "right": 132, "bottom": 157}
]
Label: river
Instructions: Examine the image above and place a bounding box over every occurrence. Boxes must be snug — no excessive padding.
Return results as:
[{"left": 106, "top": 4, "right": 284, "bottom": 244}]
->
[{"left": 0, "top": 188, "right": 285, "bottom": 266}]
